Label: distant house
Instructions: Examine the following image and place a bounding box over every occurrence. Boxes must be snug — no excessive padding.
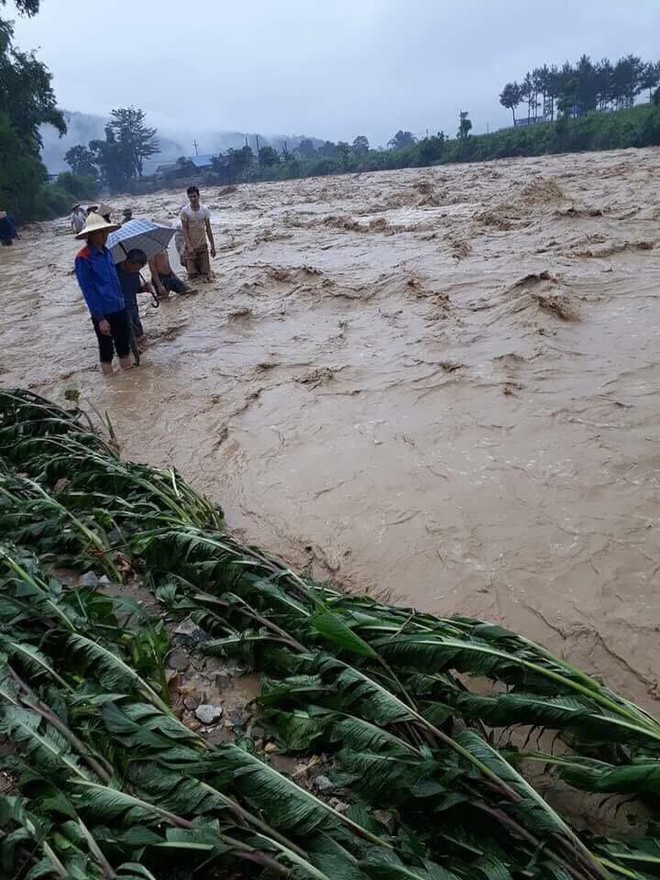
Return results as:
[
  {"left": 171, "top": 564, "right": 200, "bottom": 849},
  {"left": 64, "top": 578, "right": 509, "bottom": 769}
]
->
[
  {"left": 155, "top": 162, "right": 180, "bottom": 176},
  {"left": 513, "top": 117, "right": 545, "bottom": 128},
  {"left": 153, "top": 155, "right": 215, "bottom": 179},
  {"left": 187, "top": 154, "right": 214, "bottom": 170}
]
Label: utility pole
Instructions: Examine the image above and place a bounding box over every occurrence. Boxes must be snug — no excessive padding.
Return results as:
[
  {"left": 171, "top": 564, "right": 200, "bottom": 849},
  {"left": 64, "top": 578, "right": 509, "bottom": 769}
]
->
[{"left": 192, "top": 139, "right": 199, "bottom": 156}]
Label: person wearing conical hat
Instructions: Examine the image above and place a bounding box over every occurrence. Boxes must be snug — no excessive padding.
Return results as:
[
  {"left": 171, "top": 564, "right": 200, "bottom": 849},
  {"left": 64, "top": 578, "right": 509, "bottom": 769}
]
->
[
  {"left": 74, "top": 212, "right": 132, "bottom": 376},
  {"left": 70, "top": 203, "right": 86, "bottom": 235},
  {"left": 96, "top": 203, "right": 113, "bottom": 223}
]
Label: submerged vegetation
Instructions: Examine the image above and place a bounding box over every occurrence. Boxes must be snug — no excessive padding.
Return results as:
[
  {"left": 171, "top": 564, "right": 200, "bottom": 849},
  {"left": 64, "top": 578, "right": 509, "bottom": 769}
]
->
[{"left": 0, "top": 387, "right": 659, "bottom": 879}]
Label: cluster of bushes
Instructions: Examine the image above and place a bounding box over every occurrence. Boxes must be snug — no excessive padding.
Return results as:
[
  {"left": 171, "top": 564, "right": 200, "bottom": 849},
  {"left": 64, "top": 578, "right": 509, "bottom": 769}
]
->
[{"left": 37, "top": 171, "right": 99, "bottom": 219}]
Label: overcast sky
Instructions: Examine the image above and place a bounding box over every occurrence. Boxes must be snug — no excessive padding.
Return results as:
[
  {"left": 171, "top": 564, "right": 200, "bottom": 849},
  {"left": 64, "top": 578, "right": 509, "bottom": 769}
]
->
[{"left": 12, "top": 0, "right": 660, "bottom": 147}]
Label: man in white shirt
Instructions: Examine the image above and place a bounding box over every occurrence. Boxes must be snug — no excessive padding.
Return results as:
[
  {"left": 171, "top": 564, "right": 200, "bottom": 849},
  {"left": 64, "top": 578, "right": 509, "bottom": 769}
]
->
[{"left": 180, "top": 186, "right": 216, "bottom": 282}]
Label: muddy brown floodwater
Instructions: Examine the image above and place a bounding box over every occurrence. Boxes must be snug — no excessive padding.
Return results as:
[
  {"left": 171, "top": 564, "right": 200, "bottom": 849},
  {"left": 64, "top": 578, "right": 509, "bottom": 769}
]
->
[{"left": 2, "top": 147, "right": 660, "bottom": 711}]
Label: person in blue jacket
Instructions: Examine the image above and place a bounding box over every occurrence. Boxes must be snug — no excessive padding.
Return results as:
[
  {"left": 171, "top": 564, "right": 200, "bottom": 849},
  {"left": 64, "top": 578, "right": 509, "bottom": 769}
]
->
[
  {"left": 74, "top": 212, "right": 132, "bottom": 376},
  {"left": 0, "top": 210, "right": 18, "bottom": 246}
]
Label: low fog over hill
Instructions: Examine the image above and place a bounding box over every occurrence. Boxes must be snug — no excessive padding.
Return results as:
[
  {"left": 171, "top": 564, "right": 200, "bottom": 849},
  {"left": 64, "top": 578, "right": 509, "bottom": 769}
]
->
[{"left": 40, "top": 110, "right": 323, "bottom": 174}]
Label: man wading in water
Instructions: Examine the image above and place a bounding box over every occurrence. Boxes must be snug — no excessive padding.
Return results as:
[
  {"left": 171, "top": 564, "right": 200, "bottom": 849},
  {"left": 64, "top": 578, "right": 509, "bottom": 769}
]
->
[
  {"left": 180, "top": 186, "right": 216, "bottom": 282},
  {"left": 74, "top": 213, "right": 132, "bottom": 376}
]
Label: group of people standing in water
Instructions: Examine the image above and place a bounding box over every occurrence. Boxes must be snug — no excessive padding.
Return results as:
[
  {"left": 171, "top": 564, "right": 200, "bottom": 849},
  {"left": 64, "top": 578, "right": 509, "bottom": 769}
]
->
[{"left": 73, "top": 186, "right": 216, "bottom": 375}]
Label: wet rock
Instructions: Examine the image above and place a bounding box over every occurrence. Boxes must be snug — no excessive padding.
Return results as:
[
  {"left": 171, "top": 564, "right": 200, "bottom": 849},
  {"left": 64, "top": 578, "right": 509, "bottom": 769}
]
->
[
  {"left": 314, "top": 775, "right": 335, "bottom": 793},
  {"left": 168, "top": 650, "right": 190, "bottom": 673},
  {"left": 206, "top": 660, "right": 244, "bottom": 685},
  {"left": 183, "top": 696, "right": 200, "bottom": 711},
  {"left": 195, "top": 704, "right": 223, "bottom": 725},
  {"left": 98, "top": 575, "right": 112, "bottom": 586},
  {"left": 264, "top": 741, "right": 279, "bottom": 754},
  {"left": 229, "top": 709, "right": 246, "bottom": 728},
  {"left": 78, "top": 572, "right": 98, "bottom": 588},
  {"left": 173, "top": 616, "right": 208, "bottom": 646}
]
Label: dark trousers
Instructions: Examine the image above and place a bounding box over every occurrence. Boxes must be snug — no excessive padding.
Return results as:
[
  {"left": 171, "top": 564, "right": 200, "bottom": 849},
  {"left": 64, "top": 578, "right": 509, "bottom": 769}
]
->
[
  {"left": 92, "top": 309, "right": 131, "bottom": 363},
  {"left": 127, "top": 303, "right": 144, "bottom": 338},
  {"left": 158, "top": 272, "right": 188, "bottom": 294}
]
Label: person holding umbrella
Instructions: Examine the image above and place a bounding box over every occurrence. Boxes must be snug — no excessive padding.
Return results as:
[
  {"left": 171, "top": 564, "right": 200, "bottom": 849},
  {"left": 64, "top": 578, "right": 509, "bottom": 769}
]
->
[
  {"left": 74, "top": 212, "right": 132, "bottom": 376},
  {"left": 106, "top": 216, "right": 177, "bottom": 306}
]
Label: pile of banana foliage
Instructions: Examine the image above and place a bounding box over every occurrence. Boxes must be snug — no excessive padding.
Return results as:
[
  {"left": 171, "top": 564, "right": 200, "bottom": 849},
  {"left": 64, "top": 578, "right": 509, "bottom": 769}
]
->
[{"left": 0, "top": 387, "right": 658, "bottom": 880}]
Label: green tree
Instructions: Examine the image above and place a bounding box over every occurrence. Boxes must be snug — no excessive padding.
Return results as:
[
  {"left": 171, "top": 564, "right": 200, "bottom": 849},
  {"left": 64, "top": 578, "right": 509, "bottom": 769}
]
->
[
  {"left": 545, "top": 65, "right": 561, "bottom": 119},
  {"left": 0, "top": 1, "right": 66, "bottom": 218},
  {"left": 458, "top": 111, "right": 472, "bottom": 140},
  {"left": 2, "top": 0, "right": 41, "bottom": 13},
  {"left": 90, "top": 125, "right": 133, "bottom": 192},
  {"left": 336, "top": 141, "right": 351, "bottom": 169},
  {"left": 595, "top": 58, "right": 615, "bottom": 111},
  {"left": 612, "top": 55, "right": 644, "bottom": 108},
  {"left": 640, "top": 61, "right": 660, "bottom": 102},
  {"left": 388, "top": 130, "right": 416, "bottom": 150},
  {"left": 318, "top": 141, "right": 338, "bottom": 158},
  {"left": 87, "top": 108, "right": 159, "bottom": 192},
  {"left": 212, "top": 145, "right": 254, "bottom": 184},
  {"left": 108, "top": 106, "right": 159, "bottom": 178},
  {"left": 352, "top": 135, "right": 370, "bottom": 155},
  {"left": 520, "top": 72, "right": 534, "bottom": 121},
  {"left": 573, "top": 54, "right": 599, "bottom": 115},
  {"left": 296, "top": 138, "right": 317, "bottom": 159},
  {"left": 416, "top": 132, "right": 446, "bottom": 164},
  {"left": 54, "top": 171, "right": 98, "bottom": 201},
  {"left": 258, "top": 145, "right": 279, "bottom": 167},
  {"left": 65, "top": 145, "right": 98, "bottom": 179},
  {"left": 0, "top": 111, "right": 47, "bottom": 218},
  {"left": 499, "top": 82, "right": 522, "bottom": 124},
  {"left": 233, "top": 144, "right": 254, "bottom": 177}
]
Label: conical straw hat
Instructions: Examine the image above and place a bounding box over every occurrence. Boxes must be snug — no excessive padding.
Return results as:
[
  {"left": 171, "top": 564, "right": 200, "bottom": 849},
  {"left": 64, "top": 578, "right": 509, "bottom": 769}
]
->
[{"left": 75, "top": 212, "right": 121, "bottom": 240}]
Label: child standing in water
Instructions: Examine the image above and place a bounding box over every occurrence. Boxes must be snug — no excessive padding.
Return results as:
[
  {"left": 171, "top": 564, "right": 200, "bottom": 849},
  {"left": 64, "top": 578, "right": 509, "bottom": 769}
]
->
[{"left": 116, "top": 248, "right": 154, "bottom": 351}]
